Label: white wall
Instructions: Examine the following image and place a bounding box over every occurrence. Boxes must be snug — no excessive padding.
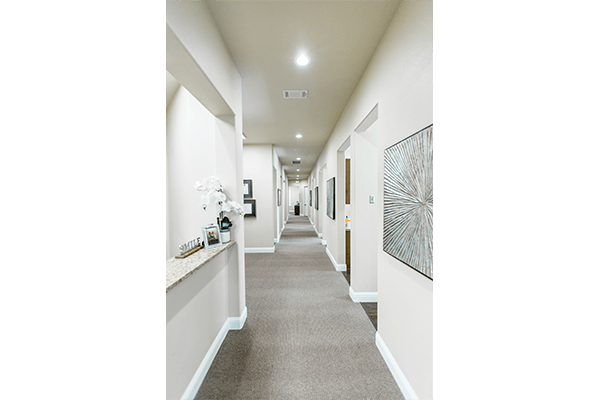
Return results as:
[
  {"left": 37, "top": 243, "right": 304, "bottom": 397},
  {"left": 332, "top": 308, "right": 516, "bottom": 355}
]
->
[
  {"left": 166, "top": 85, "right": 217, "bottom": 260},
  {"left": 289, "top": 185, "right": 300, "bottom": 213},
  {"left": 283, "top": 173, "right": 289, "bottom": 224},
  {"left": 273, "top": 149, "right": 285, "bottom": 239},
  {"left": 351, "top": 120, "right": 379, "bottom": 293},
  {"left": 307, "top": 1, "right": 433, "bottom": 398},
  {"left": 166, "top": 2, "right": 246, "bottom": 398},
  {"left": 243, "top": 144, "right": 275, "bottom": 249},
  {"left": 302, "top": 185, "right": 309, "bottom": 216},
  {"left": 166, "top": 248, "right": 231, "bottom": 400}
]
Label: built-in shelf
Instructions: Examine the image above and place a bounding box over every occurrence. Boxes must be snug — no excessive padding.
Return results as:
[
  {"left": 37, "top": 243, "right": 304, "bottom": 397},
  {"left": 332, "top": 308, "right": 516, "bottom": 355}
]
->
[{"left": 166, "top": 241, "right": 235, "bottom": 293}]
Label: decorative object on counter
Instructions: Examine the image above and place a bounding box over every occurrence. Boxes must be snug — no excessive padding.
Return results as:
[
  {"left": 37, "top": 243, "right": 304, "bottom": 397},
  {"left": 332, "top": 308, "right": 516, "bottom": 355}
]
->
[
  {"left": 243, "top": 179, "right": 253, "bottom": 198},
  {"left": 243, "top": 199, "right": 256, "bottom": 217},
  {"left": 202, "top": 225, "right": 222, "bottom": 248},
  {"left": 175, "top": 237, "right": 204, "bottom": 259},
  {"left": 218, "top": 216, "right": 232, "bottom": 243},
  {"left": 383, "top": 124, "right": 433, "bottom": 280},
  {"left": 327, "top": 177, "right": 335, "bottom": 220},
  {"left": 195, "top": 175, "right": 244, "bottom": 241}
]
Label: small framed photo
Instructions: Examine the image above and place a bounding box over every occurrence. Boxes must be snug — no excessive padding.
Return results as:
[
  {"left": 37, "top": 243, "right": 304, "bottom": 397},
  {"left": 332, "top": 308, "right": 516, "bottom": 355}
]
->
[
  {"left": 244, "top": 199, "right": 256, "bottom": 217},
  {"left": 243, "top": 179, "right": 253, "bottom": 198},
  {"left": 202, "top": 225, "right": 222, "bottom": 248}
]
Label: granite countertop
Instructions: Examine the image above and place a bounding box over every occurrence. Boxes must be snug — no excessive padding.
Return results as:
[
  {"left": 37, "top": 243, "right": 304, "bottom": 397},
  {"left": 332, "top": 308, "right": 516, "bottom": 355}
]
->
[{"left": 166, "top": 241, "right": 235, "bottom": 293}]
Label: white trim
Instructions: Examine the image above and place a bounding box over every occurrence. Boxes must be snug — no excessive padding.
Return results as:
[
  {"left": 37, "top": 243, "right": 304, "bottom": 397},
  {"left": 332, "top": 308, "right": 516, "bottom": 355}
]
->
[
  {"left": 274, "top": 238, "right": 279, "bottom": 244},
  {"left": 376, "top": 332, "right": 419, "bottom": 400},
  {"left": 313, "top": 225, "right": 321, "bottom": 237},
  {"left": 349, "top": 286, "right": 378, "bottom": 303},
  {"left": 244, "top": 247, "right": 275, "bottom": 253},
  {"left": 180, "top": 308, "right": 248, "bottom": 400},
  {"left": 229, "top": 306, "right": 247, "bottom": 330},
  {"left": 321, "top": 239, "right": 327, "bottom": 246},
  {"left": 325, "top": 247, "right": 346, "bottom": 271}
]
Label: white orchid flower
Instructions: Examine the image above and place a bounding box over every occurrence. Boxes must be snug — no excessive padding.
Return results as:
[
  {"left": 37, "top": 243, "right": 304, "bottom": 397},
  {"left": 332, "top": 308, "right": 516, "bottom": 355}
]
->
[
  {"left": 210, "top": 191, "right": 226, "bottom": 204},
  {"left": 195, "top": 176, "right": 244, "bottom": 218}
]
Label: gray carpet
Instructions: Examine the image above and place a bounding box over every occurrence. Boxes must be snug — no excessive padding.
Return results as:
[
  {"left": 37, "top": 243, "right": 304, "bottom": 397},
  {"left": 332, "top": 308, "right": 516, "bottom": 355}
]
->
[{"left": 194, "top": 215, "right": 405, "bottom": 400}]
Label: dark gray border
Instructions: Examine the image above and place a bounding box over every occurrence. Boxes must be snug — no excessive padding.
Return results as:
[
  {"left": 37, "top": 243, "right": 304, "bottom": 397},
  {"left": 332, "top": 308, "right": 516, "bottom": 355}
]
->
[
  {"left": 244, "top": 199, "right": 256, "bottom": 217},
  {"left": 243, "top": 179, "right": 253, "bottom": 198}
]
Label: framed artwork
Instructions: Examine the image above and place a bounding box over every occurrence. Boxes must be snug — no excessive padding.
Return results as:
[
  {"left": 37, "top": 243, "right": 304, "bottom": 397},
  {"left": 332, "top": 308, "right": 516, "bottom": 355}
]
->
[
  {"left": 326, "top": 177, "right": 335, "bottom": 220},
  {"left": 309, "top": 190, "right": 312, "bottom": 206},
  {"left": 243, "top": 199, "right": 256, "bottom": 217},
  {"left": 315, "top": 187, "right": 319, "bottom": 210},
  {"left": 202, "top": 225, "right": 222, "bottom": 249},
  {"left": 383, "top": 124, "right": 433, "bottom": 280},
  {"left": 277, "top": 188, "right": 281, "bottom": 206},
  {"left": 243, "top": 180, "right": 253, "bottom": 198}
]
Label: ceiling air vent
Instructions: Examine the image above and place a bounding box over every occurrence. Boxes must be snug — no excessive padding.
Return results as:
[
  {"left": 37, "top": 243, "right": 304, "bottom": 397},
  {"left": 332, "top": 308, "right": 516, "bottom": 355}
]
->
[
  {"left": 283, "top": 90, "right": 308, "bottom": 99},
  {"left": 292, "top": 160, "right": 301, "bottom": 164}
]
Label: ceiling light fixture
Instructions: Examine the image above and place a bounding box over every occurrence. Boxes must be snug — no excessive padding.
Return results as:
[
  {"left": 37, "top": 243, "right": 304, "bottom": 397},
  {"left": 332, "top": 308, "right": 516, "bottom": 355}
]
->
[
  {"left": 295, "top": 134, "right": 302, "bottom": 138},
  {"left": 295, "top": 54, "right": 310, "bottom": 67},
  {"left": 297, "top": 157, "right": 301, "bottom": 160}
]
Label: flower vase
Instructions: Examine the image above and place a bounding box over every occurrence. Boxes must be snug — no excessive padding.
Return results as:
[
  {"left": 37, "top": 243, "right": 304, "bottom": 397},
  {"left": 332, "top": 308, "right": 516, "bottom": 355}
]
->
[
  {"left": 220, "top": 229, "right": 231, "bottom": 243},
  {"left": 218, "top": 215, "right": 232, "bottom": 243}
]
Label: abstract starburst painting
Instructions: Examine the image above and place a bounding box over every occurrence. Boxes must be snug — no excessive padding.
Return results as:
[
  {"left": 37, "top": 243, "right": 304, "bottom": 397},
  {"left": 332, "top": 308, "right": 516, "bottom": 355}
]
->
[
  {"left": 383, "top": 124, "right": 433, "bottom": 279},
  {"left": 326, "top": 177, "right": 335, "bottom": 220}
]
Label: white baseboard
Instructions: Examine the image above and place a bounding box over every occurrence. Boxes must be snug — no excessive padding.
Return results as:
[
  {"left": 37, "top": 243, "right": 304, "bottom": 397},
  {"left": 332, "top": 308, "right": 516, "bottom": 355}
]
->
[
  {"left": 376, "top": 332, "right": 419, "bottom": 400},
  {"left": 180, "top": 307, "right": 248, "bottom": 400},
  {"left": 244, "top": 247, "right": 275, "bottom": 253},
  {"left": 229, "top": 306, "right": 247, "bottom": 330},
  {"left": 325, "top": 247, "right": 346, "bottom": 272},
  {"left": 349, "top": 286, "right": 378, "bottom": 303},
  {"left": 321, "top": 239, "right": 327, "bottom": 245},
  {"left": 274, "top": 238, "right": 279, "bottom": 244}
]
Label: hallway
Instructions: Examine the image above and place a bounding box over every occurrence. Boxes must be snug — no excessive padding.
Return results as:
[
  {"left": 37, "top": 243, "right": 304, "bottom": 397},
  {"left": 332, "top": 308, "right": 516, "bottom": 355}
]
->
[{"left": 194, "top": 216, "right": 404, "bottom": 399}]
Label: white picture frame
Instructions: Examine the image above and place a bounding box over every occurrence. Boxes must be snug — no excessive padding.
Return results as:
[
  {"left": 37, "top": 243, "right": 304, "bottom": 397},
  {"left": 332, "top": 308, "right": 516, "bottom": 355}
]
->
[{"left": 202, "top": 225, "right": 222, "bottom": 249}]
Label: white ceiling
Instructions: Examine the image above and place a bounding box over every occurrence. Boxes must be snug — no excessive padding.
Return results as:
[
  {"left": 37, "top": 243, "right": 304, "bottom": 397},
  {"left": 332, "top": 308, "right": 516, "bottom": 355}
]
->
[{"left": 202, "top": 0, "right": 401, "bottom": 180}]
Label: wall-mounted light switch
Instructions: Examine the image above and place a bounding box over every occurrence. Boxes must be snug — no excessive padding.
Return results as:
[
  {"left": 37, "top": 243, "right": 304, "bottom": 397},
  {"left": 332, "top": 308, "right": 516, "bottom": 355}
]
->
[{"left": 369, "top": 195, "right": 375, "bottom": 204}]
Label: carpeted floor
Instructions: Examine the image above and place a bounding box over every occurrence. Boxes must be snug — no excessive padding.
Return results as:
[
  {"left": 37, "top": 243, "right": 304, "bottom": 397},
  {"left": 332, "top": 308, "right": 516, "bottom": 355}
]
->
[{"left": 194, "top": 215, "right": 404, "bottom": 400}]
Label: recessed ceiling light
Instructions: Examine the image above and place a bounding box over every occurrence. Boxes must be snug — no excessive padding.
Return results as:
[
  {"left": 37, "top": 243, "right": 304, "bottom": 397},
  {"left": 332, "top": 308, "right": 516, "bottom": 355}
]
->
[
  {"left": 296, "top": 169, "right": 299, "bottom": 171},
  {"left": 295, "top": 134, "right": 302, "bottom": 138},
  {"left": 296, "top": 157, "right": 301, "bottom": 160},
  {"left": 295, "top": 54, "right": 310, "bottom": 66}
]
